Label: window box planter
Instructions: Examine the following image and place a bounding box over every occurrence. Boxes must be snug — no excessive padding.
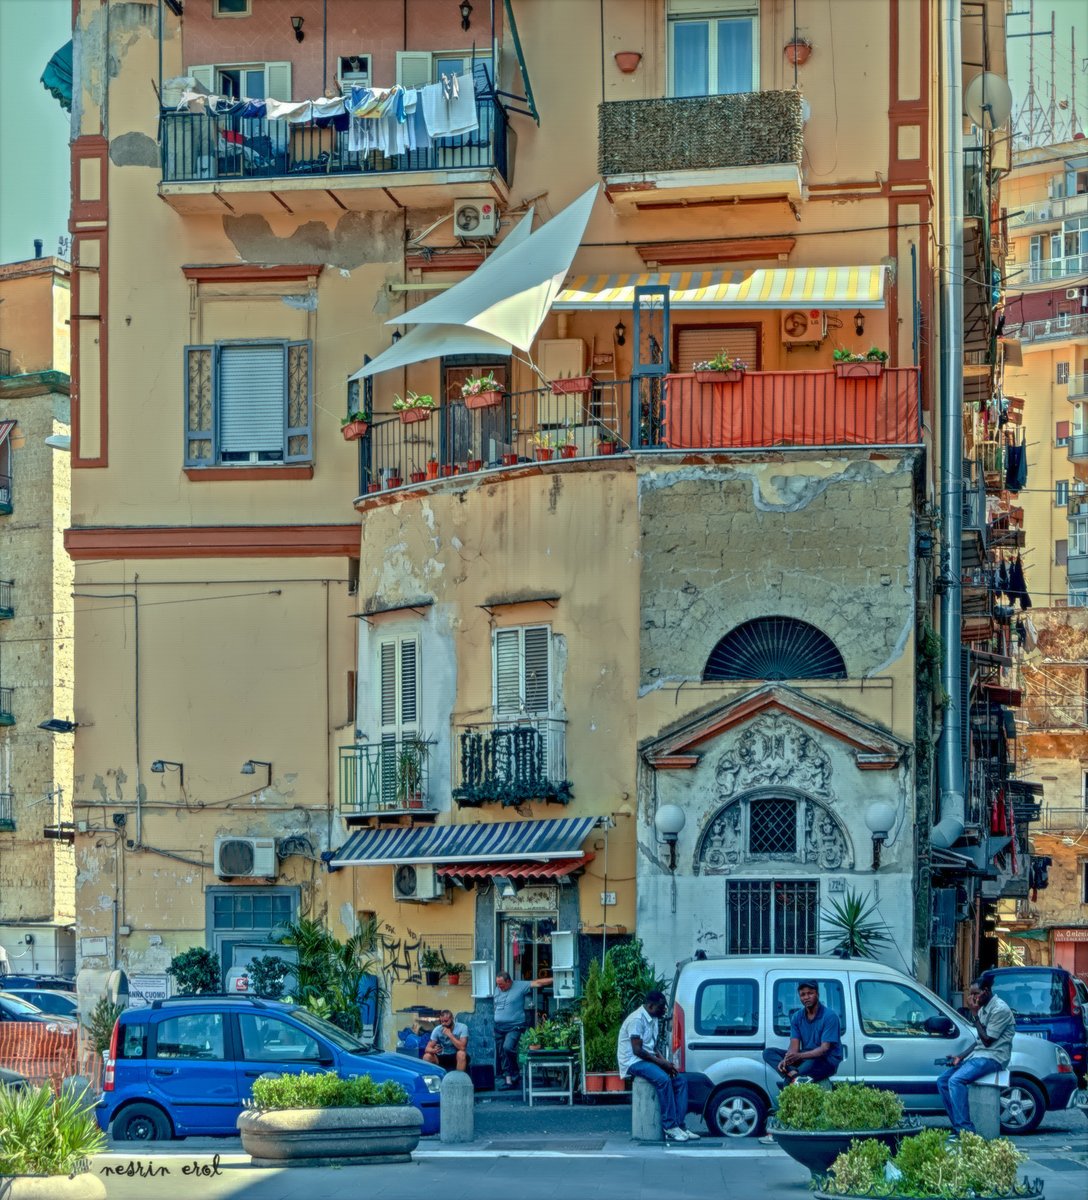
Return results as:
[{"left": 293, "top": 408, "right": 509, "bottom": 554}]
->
[
  {"left": 465, "top": 458, "right": 483, "bottom": 473},
  {"left": 399, "top": 407, "right": 432, "bottom": 425},
  {"left": 501, "top": 452, "right": 519, "bottom": 466},
  {"left": 341, "top": 420, "right": 369, "bottom": 441},
  {"left": 551, "top": 375, "right": 594, "bottom": 395},
  {"left": 534, "top": 447, "right": 555, "bottom": 462},
  {"left": 237, "top": 1105, "right": 423, "bottom": 1167},
  {"left": 833, "top": 361, "right": 884, "bottom": 379},
  {"left": 598, "top": 440, "right": 618, "bottom": 455},
  {"left": 768, "top": 1117, "right": 923, "bottom": 1179},
  {"left": 464, "top": 390, "right": 504, "bottom": 411},
  {"left": 694, "top": 369, "right": 744, "bottom": 384},
  {"left": 559, "top": 444, "right": 578, "bottom": 459}
]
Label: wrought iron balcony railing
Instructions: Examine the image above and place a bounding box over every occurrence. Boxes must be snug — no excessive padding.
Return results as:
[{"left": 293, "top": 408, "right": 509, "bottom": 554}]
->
[
  {"left": 338, "top": 738, "right": 431, "bottom": 815},
  {"left": 0, "top": 792, "right": 12, "bottom": 831},
  {"left": 0, "top": 687, "right": 13, "bottom": 725},
  {"left": 161, "top": 98, "right": 509, "bottom": 184},
  {"left": 1038, "top": 806, "right": 1088, "bottom": 832},
  {"left": 452, "top": 717, "right": 571, "bottom": 807},
  {"left": 0, "top": 580, "right": 11, "bottom": 620},
  {"left": 0, "top": 473, "right": 11, "bottom": 513},
  {"left": 1008, "top": 314, "right": 1088, "bottom": 344}
]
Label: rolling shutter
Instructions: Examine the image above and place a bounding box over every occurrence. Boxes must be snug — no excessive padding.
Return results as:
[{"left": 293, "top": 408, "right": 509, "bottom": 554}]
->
[
  {"left": 676, "top": 326, "right": 759, "bottom": 372},
  {"left": 218, "top": 344, "right": 285, "bottom": 455}
]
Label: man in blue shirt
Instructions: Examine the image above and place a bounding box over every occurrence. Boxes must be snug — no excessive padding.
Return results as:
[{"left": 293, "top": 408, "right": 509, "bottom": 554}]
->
[{"left": 762, "top": 980, "right": 842, "bottom": 1086}]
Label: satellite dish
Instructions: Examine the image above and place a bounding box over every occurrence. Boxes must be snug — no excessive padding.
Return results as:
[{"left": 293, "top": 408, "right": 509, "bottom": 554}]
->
[{"left": 964, "top": 72, "right": 1013, "bottom": 131}]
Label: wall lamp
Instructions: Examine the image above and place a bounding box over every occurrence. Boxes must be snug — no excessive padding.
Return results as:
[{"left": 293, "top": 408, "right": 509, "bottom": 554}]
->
[
  {"left": 38, "top": 718, "right": 80, "bottom": 734},
  {"left": 241, "top": 759, "right": 273, "bottom": 785},
  {"left": 291, "top": 15, "right": 305, "bottom": 43},
  {"left": 654, "top": 804, "right": 686, "bottom": 872},
  {"left": 494, "top": 875, "right": 518, "bottom": 900},
  {"left": 854, "top": 310, "right": 865, "bottom": 336},
  {"left": 865, "top": 800, "right": 896, "bottom": 870},
  {"left": 150, "top": 759, "right": 185, "bottom": 787},
  {"left": 459, "top": 1, "right": 473, "bottom": 32},
  {"left": 614, "top": 319, "right": 627, "bottom": 346},
  {"left": 391, "top": 328, "right": 403, "bottom": 344}
]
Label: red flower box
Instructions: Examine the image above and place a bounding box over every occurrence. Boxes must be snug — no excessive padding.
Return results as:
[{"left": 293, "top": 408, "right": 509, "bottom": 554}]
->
[
  {"left": 551, "top": 375, "right": 594, "bottom": 395},
  {"left": 833, "top": 361, "right": 884, "bottom": 379},
  {"left": 694, "top": 369, "right": 743, "bottom": 384},
  {"left": 534, "top": 447, "right": 555, "bottom": 462},
  {"left": 340, "top": 420, "right": 369, "bottom": 441},
  {"left": 399, "top": 407, "right": 433, "bottom": 424},
  {"left": 464, "top": 390, "right": 504, "bottom": 410}
]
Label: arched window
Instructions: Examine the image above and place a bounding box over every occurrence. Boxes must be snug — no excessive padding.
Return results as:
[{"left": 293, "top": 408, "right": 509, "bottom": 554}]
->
[{"left": 703, "top": 617, "right": 847, "bottom": 681}]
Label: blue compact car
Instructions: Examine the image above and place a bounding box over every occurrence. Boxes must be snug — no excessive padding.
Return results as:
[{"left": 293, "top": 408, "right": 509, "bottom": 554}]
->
[
  {"left": 979, "top": 967, "right": 1088, "bottom": 1084},
  {"left": 96, "top": 996, "right": 443, "bottom": 1140}
]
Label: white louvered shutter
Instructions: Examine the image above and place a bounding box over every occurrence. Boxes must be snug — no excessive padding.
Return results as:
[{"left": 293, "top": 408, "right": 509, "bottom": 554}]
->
[
  {"left": 378, "top": 637, "right": 420, "bottom": 805},
  {"left": 493, "top": 629, "right": 522, "bottom": 714},
  {"left": 396, "top": 51, "right": 433, "bottom": 87},
  {"left": 676, "top": 326, "right": 759, "bottom": 372},
  {"left": 188, "top": 65, "right": 216, "bottom": 92},
  {"left": 493, "top": 627, "right": 551, "bottom": 715},
  {"left": 523, "top": 627, "right": 551, "bottom": 713},
  {"left": 218, "top": 345, "right": 285, "bottom": 455},
  {"left": 265, "top": 62, "right": 293, "bottom": 101}
]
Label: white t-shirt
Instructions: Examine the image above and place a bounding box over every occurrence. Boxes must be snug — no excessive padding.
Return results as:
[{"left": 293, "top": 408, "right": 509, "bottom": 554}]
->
[{"left": 617, "top": 1006, "right": 658, "bottom": 1078}]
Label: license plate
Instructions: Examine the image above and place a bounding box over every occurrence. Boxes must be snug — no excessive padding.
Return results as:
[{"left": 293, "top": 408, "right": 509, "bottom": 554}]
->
[{"left": 1020, "top": 1031, "right": 1047, "bottom": 1039}]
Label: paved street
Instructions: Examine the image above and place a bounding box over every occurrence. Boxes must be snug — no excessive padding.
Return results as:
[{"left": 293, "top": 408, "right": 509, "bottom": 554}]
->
[{"left": 91, "top": 1097, "right": 1088, "bottom": 1200}]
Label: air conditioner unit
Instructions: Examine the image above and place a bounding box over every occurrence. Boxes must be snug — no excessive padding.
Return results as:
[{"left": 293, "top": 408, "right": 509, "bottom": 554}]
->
[
  {"left": 1067, "top": 288, "right": 1081, "bottom": 300},
  {"left": 781, "top": 309, "right": 827, "bottom": 347},
  {"left": 453, "top": 198, "right": 498, "bottom": 239},
  {"left": 214, "top": 836, "right": 277, "bottom": 879},
  {"left": 393, "top": 863, "right": 445, "bottom": 902}
]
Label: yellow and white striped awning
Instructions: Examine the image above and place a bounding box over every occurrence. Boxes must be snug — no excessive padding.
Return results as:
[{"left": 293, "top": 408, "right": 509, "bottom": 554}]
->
[{"left": 553, "top": 266, "right": 887, "bottom": 311}]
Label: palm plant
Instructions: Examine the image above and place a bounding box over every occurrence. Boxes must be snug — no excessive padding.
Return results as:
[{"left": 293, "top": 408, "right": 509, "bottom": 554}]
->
[
  {"left": 820, "top": 889, "right": 891, "bottom": 959},
  {"left": 0, "top": 1083, "right": 106, "bottom": 1177}
]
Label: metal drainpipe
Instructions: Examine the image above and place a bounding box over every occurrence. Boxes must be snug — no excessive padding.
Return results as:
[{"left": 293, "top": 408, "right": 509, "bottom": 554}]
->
[{"left": 933, "top": 0, "right": 965, "bottom": 850}]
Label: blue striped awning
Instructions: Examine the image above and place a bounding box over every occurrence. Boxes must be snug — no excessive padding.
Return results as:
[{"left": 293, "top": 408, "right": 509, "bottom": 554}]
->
[{"left": 329, "top": 816, "right": 597, "bottom": 868}]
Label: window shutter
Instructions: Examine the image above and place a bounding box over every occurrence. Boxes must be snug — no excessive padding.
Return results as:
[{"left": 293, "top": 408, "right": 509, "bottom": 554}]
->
[
  {"left": 379, "top": 642, "right": 398, "bottom": 730},
  {"left": 1058, "top": 420, "right": 1071, "bottom": 439},
  {"left": 188, "top": 65, "right": 216, "bottom": 92},
  {"left": 677, "top": 326, "right": 759, "bottom": 372},
  {"left": 265, "top": 62, "right": 292, "bottom": 101},
  {"left": 396, "top": 51, "right": 433, "bottom": 87},
  {"left": 494, "top": 629, "right": 522, "bottom": 713},
  {"left": 523, "top": 627, "right": 551, "bottom": 713},
  {"left": 1057, "top": 539, "right": 1069, "bottom": 566},
  {"left": 185, "top": 345, "right": 214, "bottom": 466},
  {"left": 399, "top": 640, "right": 418, "bottom": 726},
  {"left": 285, "top": 341, "right": 311, "bottom": 462},
  {"left": 218, "top": 344, "right": 286, "bottom": 455}
]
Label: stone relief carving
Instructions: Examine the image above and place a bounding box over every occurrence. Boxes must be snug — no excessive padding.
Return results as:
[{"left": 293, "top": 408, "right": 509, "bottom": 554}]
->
[
  {"left": 714, "top": 714, "right": 833, "bottom": 801},
  {"left": 696, "top": 796, "right": 853, "bottom": 875},
  {"left": 804, "top": 806, "right": 849, "bottom": 870},
  {"left": 698, "top": 804, "right": 743, "bottom": 872}
]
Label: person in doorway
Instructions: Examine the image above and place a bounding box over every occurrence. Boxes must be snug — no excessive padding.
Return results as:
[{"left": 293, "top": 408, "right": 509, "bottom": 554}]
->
[
  {"left": 423, "top": 1009, "right": 470, "bottom": 1072},
  {"left": 618, "top": 990, "right": 699, "bottom": 1142},
  {"left": 937, "top": 978, "right": 1014, "bottom": 1136},
  {"left": 493, "top": 969, "right": 551, "bottom": 1089},
  {"left": 762, "top": 980, "right": 843, "bottom": 1087}
]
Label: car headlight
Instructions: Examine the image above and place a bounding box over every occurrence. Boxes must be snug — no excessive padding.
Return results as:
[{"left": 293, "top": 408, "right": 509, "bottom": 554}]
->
[{"left": 421, "top": 1074, "right": 442, "bottom": 1094}]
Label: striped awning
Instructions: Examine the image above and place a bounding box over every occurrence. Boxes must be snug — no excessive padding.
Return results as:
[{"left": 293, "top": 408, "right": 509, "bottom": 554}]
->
[
  {"left": 436, "top": 854, "right": 593, "bottom": 882},
  {"left": 0, "top": 421, "right": 16, "bottom": 448},
  {"left": 329, "top": 816, "right": 597, "bottom": 868},
  {"left": 553, "top": 266, "right": 887, "bottom": 311}
]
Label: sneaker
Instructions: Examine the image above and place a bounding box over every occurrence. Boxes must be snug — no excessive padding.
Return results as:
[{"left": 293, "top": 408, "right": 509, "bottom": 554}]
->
[
  {"left": 681, "top": 1128, "right": 701, "bottom": 1140},
  {"left": 758, "top": 1134, "right": 777, "bottom": 1145},
  {"left": 664, "top": 1127, "right": 688, "bottom": 1141}
]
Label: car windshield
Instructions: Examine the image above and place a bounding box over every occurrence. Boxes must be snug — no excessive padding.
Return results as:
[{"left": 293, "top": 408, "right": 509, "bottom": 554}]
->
[
  {"left": 0, "top": 993, "right": 44, "bottom": 1016},
  {"left": 286, "top": 1007, "right": 371, "bottom": 1053},
  {"left": 988, "top": 971, "right": 1066, "bottom": 1018}
]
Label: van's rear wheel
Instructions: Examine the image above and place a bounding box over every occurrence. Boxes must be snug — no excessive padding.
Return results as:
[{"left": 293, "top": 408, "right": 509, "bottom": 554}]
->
[
  {"left": 705, "top": 1085, "right": 767, "bottom": 1138},
  {"left": 112, "top": 1102, "right": 171, "bottom": 1142},
  {"left": 999, "top": 1077, "right": 1045, "bottom": 1135}
]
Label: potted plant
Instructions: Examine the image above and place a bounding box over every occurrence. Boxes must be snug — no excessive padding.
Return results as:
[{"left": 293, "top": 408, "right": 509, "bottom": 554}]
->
[
  {"left": 820, "top": 888, "right": 892, "bottom": 959},
  {"left": 784, "top": 36, "right": 813, "bottom": 66},
  {"left": 461, "top": 372, "right": 503, "bottom": 410},
  {"left": 0, "top": 1083, "right": 107, "bottom": 1200},
  {"left": 614, "top": 51, "right": 642, "bottom": 73},
  {"left": 385, "top": 473, "right": 403, "bottom": 489},
  {"left": 443, "top": 961, "right": 467, "bottom": 987},
  {"left": 815, "top": 1128, "right": 1041, "bottom": 1200},
  {"left": 551, "top": 373, "right": 594, "bottom": 395},
  {"left": 768, "top": 1081, "right": 922, "bottom": 1179},
  {"left": 420, "top": 948, "right": 446, "bottom": 987},
  {"left": 598, "top": 437, "right": 618, "bottom": 456},
  {"left": 560, "top": 427, "right": 579, "bottom": 459},
  {"left": 693, "top": 350, "right": 748, "bottom": 384},
  {"left": 396, "top": 736, "right": 428, "bottom": 808},
  {"left": 237, "top": 1071, "right": 422, "bottom": 1167},
  {"left": 501, "top": 451, "right": 519, "bottom": 466},
  {"left": 409, "top": 469, "right": 427, "bottom": 484},
  {"left": 579, "top": 953, "right": 625, "bottom": 1092},
  {"left": 833, "top": 347, "right": 888, "bottom": 378},
  {"left": 392, "top": 391, "right": 436, "bottom": 424},
  {"left": 464, "top": 457, "right": 483, "bottom": 472},
  {"left": 341, "top": 410, "right": 370, "bottom": 441},
  {"left": 426, "top": 457, "right": 439, "bottom": 480},
  {"left": 533, "top": 433, "right": 556, "bottom": 462},
  {"left": 367, "top": 481, "right": 382, "bottom": 494}
]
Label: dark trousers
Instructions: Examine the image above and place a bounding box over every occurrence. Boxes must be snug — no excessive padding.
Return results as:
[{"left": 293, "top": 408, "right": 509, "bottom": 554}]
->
[
  {"left": 495, "top": 1022, "right": 525, "bottom": 1079},
  {"left": 762, "top": 1047, "right": 838, "bottom": 1083}
]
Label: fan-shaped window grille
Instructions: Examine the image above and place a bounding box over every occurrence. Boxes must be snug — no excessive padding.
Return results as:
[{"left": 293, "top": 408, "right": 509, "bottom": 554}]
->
[{"left": 704, "top": 618, "right": 847, "bottom": 681}]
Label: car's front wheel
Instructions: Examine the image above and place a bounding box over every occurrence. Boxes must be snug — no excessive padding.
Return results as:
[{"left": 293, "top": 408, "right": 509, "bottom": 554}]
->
[
  {"left": 705, "top": 1084, "right": 768, "bottom": 1138},
  {"left": 112, "top": 1102, "right": 172, "bottom": 1142},
  {"left": 999, "top": 1077, "right": 1045, "bottom": 1135}
]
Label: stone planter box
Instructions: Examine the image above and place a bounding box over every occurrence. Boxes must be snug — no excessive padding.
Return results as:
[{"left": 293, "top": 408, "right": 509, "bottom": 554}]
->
[
  {"left": 768, "top": 1117, "right": 922, "bottom": 1178},
  {"left": 2, "top": 1175, "right": 107, "bottom": 1200},
  {"left": 237, "top": 1104, "right": 423, "bottom": 1167}
]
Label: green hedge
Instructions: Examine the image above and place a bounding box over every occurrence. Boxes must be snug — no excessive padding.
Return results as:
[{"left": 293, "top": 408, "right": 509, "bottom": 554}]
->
[{"left": 248, "top": 1072, "right": 408, "bottom": 1111}]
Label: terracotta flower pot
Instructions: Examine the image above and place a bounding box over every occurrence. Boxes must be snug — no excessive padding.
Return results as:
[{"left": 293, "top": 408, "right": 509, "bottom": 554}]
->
[
  {"left": 534, "top": 448, "right": 554, "bottom": 462},
  {"left": 464, "top": 390, "right": 503, "bottom": 410},
  {"left": 385, "top": 475, "right": 402, "bottom": 489},
  {"left": 409, "top": 471, "right": 426, "bottom": 484},
  {"left": 341, "top": 419, "right": 369, "bottom": 441},
  {"left": 834, "top": 360, "right": 884, "bottom": 379},
  {"left": 785, "top": 40, "right": 812, "bottom": 66},
  {"left": 501, "top": 452, "right": 518, "bottom": 466},
  {"left": 367, "top": 483, "right": 381, "bottom": 494},
  {"left": 614, "top": 51, "right": 642, "bottom": 73},
  {"left": 446, "top": 974, "right": 460, "bottom": 987},
  {"left": 551, "top": 375, "right": 594, "bottom": 395},
  {"left": 399, "top": 407, "right": 432, "bottom": 424},
  {"left": 426, "top": 461, "right": 439, "bottom": 480},
  {"left": 441, "top": 465, "right": 456, "bottom": 478},
  {"left": 560, "top": 444, "right": 578, "bottom": 459},
  {"left": 604, "top": 1073, "right": 626, "bottom": 1092},
  {"left": 598, "top": 441, "right": 617, "bottom": 456},
  {"left": 695, "top": 369, "right": 743, "bottom": 384},
  {"left": 465, "top": 459, "right": 483, "bottom": 472},
  {"left": 584, "top": 1073, "right": 606, "bottom": 1093}
]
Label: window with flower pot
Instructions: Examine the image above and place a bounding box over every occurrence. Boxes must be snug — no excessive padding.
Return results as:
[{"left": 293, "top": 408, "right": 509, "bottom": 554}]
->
[
  {"left": 667, "top": 0, "right": 758, "bottom": 98},
  {"left": 184, "top": 341, "right": 312, "bottom": 467}
]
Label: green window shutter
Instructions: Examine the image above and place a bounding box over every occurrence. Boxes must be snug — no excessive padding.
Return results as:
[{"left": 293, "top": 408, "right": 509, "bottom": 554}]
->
[
  {"left": 218, "top": 344, "right": 286, "bottom": 456},
  {"left": 399, "top": 639, "right": 418, "bottom": 726},
  {"left": 379, "top": 642, "right": 398, "bottom": 730},
  {"left": 265, "top": 61, "right": 292, "bottom": 101},
  {"left": 285, "top": 341, "right": 311, "bottom": 462},
  {"left": 494, "top": 629, "right": 522, "bottom": 713},
  {"left": 523, "top": 626, "right": 551, "bottom": 713},
  {"left": 396, "top": 51, "right": 432, "bottom": 87},
  {"left": 185, "top": 344, "right": 214, "bottom": 466}
]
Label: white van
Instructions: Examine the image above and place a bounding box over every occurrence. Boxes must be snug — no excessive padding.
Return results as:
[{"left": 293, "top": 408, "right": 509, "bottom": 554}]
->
[{"left": 668, "top": 954, "right": 1079, "bottom": 1137}]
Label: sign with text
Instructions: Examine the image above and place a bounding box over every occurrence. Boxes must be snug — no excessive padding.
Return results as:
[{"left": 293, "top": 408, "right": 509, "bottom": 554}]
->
[
  {"left": 128, "top": 974, "right": 170, "bottom": 1008},
  {"left": 80, "top": 936, "right": 109, "bottom": 958}
]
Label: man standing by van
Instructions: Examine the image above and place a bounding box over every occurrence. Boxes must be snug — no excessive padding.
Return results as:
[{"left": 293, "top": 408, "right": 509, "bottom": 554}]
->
[
  {"left": 618, "top": 990, "right": 699, "bottom": 1141},
  {"left": 937, "top": 978, "right": 1015, "bottom": 1136},
  {"left": 762, "top": 980, "right": 843, "bottom": 1086}
]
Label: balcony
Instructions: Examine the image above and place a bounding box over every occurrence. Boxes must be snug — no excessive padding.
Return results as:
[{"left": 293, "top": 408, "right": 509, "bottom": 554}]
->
[
  {"left": 1009, "top": 191, "right": 1088, "bottom": 228},
  {"left": 358, "top": 369, "right": 921, "bottom": 497},
  {"left": 1068, "top": 434, "right": 1088, "bottom": 463},
  {"left": 0, "top": 349, "right": 10, "bottom": 376},
  {"left": 159, "top": 99, "right": 509, "bottom": 215},
  {"left": 1068, "top": 551, "right": 1088, "bottom": 588},
  {"left": 1009, "top": 314, "right": 1088, "bottom": 346},
  {"left": 0, "top": 687, "right": 12, "bottom": 726},
  {"left": 452, "top": 717, "right": 570, "bottom": 807},
  {"left": 1039, "top": 806, "right": 1088, "bottom": 832},
  {"left": 0, "top": 580, "right": 11, "bottom": 620},
  {"left": 1024, "top": 254, "right": 1088, "bottom": 285},
  {"left": 338, "top": 738, "right": 434, "bottom": 818},
  {"left": 1068, "top": 373, "right": 1088, "bottom": 400},
  {"left": 0, "top": 473, "right": 10, "bottom": 515},
  {"left": 0, "top": 792, "right": 12, "bottom": 832},
  {"left": 598, "top": 90, "right": 803, "bottom": 211}
]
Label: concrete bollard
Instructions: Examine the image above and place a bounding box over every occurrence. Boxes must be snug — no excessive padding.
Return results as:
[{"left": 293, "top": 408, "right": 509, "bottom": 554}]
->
[
  {"left": 439, "top": 1070, "right": 475, "bottom": 1144},
  {"left": 967, "top": 1081, "right": 1001, "bottom": 1141},
  {"left": 632, "top": 1076, "right": 662, "bottom": 1143}
]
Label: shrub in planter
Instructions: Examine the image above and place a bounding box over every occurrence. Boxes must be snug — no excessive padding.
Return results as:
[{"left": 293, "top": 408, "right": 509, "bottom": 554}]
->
[
  {"left": 392, "top": 392, "right": 436, "bottom": 424},
  {"left": 167, "top": 945, "right": 221, "bottom": 995},
  {"left": 461, "top": 373, "right": 504, "bottom": 410},
  {"left": 420, "top": 948, "right": 445, "bottom": 986},
  {"left": 692, "top": 350, "right": 748, "bottom": 384},
  {"left": 833, "top": 348, "right": 888, "bottom": 378},
  {"left": 0, "top": 1082, "right": 107, "bottom": 1199}
]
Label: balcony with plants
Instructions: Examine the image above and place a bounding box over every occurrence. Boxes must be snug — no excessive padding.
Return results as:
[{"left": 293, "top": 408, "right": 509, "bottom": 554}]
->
[
  {"left": 338, "top": 736, "right": 433, "bottom": 818},
  {"left": 597, "top": 89, "right": 804, "bottom": 209},
  {"left": 452, "top": 717, "right": 571, "bottom": 808}
]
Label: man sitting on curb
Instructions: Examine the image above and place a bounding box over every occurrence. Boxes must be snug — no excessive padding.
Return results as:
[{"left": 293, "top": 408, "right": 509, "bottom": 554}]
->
[
  {"left": 423, "top": 1009, "right": 470, "bottom": 1072},
  {"left": 618, "top": 990, "right": 699, "bottom": 1142},
  {"left": 937, "top": 978, "right": 1014, "bottom": 1137},
  {"left": 762, "top": 980, "right": 843, "bottom": 1088}
]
